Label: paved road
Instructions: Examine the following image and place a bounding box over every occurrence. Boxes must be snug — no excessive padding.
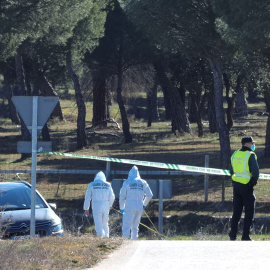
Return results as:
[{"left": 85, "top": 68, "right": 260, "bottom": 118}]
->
[{"left": 89, "top": 240, "right": 270, "bottom": 270}]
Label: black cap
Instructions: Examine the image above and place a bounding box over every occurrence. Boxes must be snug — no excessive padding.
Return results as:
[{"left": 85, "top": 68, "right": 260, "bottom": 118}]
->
[{"left": 241, "top": 136, "right": 256, "bottom": 144}]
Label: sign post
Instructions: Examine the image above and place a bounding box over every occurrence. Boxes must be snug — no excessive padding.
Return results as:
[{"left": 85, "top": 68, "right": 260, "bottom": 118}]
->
[
  {"left": 204, "top": 155, "right": 209, "bottom": 202},
  {"left": 12, "top": 96, "right": 58, "bottom": 237},
  {"left": 158, "top": 180, "right": 164, "bottom": 234},
  {"left": 30, "top": 96, "right": 38, "bottom": 237}
]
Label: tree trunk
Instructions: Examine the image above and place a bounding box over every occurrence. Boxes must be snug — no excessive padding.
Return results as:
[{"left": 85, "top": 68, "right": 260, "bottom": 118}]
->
[
  {"left": 235, "top": 91, "right": 248, "bottom": 117},
  {"left": 188, "top": 91, "right": 204, "bottom": 136},
  {"left": 223, "top": 73, "right": 236, "bottom": 130},
  {"left": 151, "top": 79, "right": 160, "bottom": 122},
  {"left": 15, "top": 52, "right": 31, "bottom": 159},
  {"left": 188, "top": 94, "right": 199, "bottom": 123},
  {"left": 41, "top": 123, "right": 51, "bottom": 141},
  {"left": 265, "top": 113, "right": 270, "bottom": 157},
  {"left": 66, "top": 48, "right": 87, "bottom": 149},
  {"left": 106, "top": 88, "right": 111, "bottom": 119},
  {"left": 92, "top": 72, "right": 107, "bottom": 128},
  {"left": 247, "top": 81, "right": 257, "bottom": 103},
  {"left": 116, "top": 34, "right": 132, "bottom": 143},
  {"left": 156, "top": 69, "right": 170, "bottom": 121},
  {"left": 264, "top": 86, "right": 270, "bottom": 157},
  {"left": 147, "top": 92, "right": 153, "bottom": 127},
  {"left": 263, "top": 89, "right": 270, "bottom": 112},
  {"left": 234, "top": 74, "right": 248, "bottom": 117},
  {"left": 37, "top": 70, "right": 65, "bottom": 120},
  {"left": 209, "top": 57, "right": 231, "bottom": 169},
  {"left": 116, "top": 74, "right": 132, "bottom": 143},
  {"left": 161, "top": 86, "right": 171, "bottom": 120},
  {"left": 154, "top": 61, "right": 190, "bottom": 133},
  {"left": 4, "top": 79, "right": 20, "bottom": 124},
  {"left": 207, "top": 91, "right": 217, "bottom": 133},
  {"left": 31, "top": 62, "right": 39, "bottom": 96},
  {"left": 193, "top": 100, "right": 204, "bottom": 137},
  {"left": 197, "top": 92, "right": 206, "bottom": 137},
  {"left": 178, "top": 80, "right": 186, "bottom": 105},
  {"left": 147, "top": 78, "right": 160, "bottom": 127},
  {"left": 25, "top": 71, "right": 32, "bottom": 96}
]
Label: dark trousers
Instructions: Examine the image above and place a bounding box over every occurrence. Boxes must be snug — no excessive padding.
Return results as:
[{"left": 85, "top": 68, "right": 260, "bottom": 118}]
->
[{"left": 230, "top": 181, "right": 255, "bottom": 239}]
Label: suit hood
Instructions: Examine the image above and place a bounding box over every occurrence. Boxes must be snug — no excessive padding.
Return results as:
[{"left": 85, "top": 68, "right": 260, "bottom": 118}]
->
[
  {"left": 127, "top": 166, "right": 141, "bottom": 181},
  {"left": 94, "top": 171, "right": 106, "bottom": 182}
]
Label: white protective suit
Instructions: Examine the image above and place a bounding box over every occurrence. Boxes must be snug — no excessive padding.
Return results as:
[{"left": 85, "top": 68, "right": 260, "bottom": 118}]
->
[
  {"left": 83, "top": 171, "right": 115, "bottom": 237},
  {"left": 119, "top": 166, "right": 153, "bottom": 240}
]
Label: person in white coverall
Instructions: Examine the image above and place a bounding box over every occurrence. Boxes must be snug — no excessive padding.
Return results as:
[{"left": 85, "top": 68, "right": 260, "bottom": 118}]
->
[
  {"left": 83, "top": 171, "right": 115, "bottom": 238},
  {"left": 119, "top": 166, "right": 153, "bottom": 240}
]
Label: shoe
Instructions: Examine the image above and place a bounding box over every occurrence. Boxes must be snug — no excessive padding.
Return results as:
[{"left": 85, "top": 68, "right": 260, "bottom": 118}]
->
[
  {"left": 241, "top": 236, "right": 252, "bottom": 241},
  {"left": 229, "top": 231, "right": 236, "bottom": 241}
]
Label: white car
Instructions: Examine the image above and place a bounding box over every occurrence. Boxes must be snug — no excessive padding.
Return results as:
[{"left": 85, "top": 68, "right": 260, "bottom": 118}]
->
[{"left": 0, "top": 181, "right": 63, "bottom": 239}]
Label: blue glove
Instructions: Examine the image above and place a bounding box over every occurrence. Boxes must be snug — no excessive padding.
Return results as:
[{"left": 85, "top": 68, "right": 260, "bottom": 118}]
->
[
  {"left": 120, "top": 209, "right": 124, "bottom": 214},
  {"left": 143, "top": 205, "right": 146, "bottom": 210}
]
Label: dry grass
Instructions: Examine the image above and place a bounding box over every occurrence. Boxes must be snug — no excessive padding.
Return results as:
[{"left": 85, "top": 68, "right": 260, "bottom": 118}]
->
[
  {"left": 1, "top": 99, "right": 270, "bottom": 214},
  {"left": 1, "top": 93, "right": 270, "bottom": 256},
  {"left": 0, "top": 234, "right": 122, "bottom": 270}
]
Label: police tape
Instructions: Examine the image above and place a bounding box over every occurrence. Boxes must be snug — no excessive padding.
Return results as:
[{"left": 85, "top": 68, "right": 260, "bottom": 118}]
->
[
  {"left": 112, "top": 208, "right": 166, "bottom": 238},
  {"left": 41, "top": 151, "right": 270, "bottom": 179}
]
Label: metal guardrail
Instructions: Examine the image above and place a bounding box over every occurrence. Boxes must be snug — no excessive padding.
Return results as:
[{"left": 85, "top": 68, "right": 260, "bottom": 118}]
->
[
  {"left": 0, "top": 155, "right": 210, "bottom": 202},
  {"left": 0, "top": 169, "right": 200, "bottom": 175}
]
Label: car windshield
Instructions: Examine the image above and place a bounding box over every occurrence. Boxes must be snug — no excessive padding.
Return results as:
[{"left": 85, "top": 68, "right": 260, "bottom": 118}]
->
[{"left": 0, "top": 183, "right": 47, "bottom": 211}]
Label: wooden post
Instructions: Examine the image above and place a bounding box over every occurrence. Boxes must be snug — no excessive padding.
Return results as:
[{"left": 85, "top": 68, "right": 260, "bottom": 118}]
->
[
  {"left": 204, "top": 155, "right": 209, "bottom": 202},
  {"left": 106, "top": 154, "right": 111, "bottom": 181}
]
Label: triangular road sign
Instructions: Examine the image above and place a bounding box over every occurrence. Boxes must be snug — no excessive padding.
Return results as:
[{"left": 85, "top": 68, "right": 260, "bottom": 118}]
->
[{"left": 11, "top": 96, "right": 59, "bottom": 136}]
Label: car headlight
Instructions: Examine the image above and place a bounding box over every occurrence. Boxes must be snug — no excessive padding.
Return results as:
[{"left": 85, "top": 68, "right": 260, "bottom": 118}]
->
[{"left": 51, "top": 223, "right": 62, "bottom": 233}]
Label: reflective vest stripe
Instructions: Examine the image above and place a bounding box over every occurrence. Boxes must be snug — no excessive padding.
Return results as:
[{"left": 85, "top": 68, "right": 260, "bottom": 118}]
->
[
  {"left": 243, "top": 151, "right": 251, "bottom": 174},
  {"left": 234, "top": 173, "right": 250, "bottom": 179}
]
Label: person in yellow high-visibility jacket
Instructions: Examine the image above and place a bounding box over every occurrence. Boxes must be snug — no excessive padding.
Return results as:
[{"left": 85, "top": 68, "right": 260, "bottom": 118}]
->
[{"left": 229, "top": 136, "right": 260, "bottom": 241}]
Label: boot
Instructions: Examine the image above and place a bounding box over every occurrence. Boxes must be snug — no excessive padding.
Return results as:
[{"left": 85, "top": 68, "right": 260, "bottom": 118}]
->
[
  {"left": 241, "top": 235, "right": 252, "bottom": 241},
  {"left": 229, "top": 231, "right": 236, "bottom": 241}
]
